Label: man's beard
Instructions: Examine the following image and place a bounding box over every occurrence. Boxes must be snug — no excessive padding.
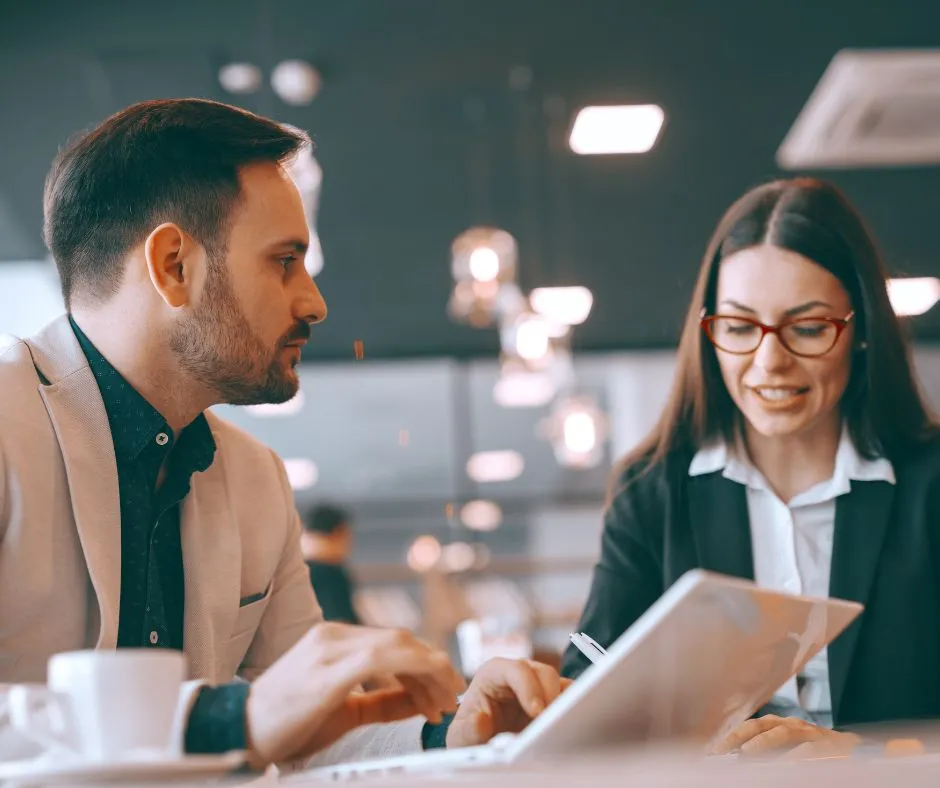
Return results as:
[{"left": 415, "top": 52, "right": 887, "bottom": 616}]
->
[{"left": 168, "top": 263, "right": 300, "bottom": 406}]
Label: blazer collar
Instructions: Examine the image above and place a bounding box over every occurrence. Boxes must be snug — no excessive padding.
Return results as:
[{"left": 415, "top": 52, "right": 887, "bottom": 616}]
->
[
  {"left": 827, "top": 480, "right": 895, "bottom": 719},
  {"left": 179, "top": 417, "right": 242, "bottom": 683},
  {"left": 687, "top": 471, "right": 755, "bottom": 583},
  {"left": 26, "top": 315, "right": 122, "bottom": 649}
]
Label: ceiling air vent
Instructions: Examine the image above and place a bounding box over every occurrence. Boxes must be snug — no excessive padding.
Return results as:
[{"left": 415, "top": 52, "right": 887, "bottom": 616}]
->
[{"left": 777, "top": 49, "right": 940, "bottom": 169}]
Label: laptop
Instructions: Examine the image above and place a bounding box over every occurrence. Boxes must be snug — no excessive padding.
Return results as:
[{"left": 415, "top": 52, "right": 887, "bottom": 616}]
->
[{"left": 294, "top": 569, "right": 863, "bottom": 780}]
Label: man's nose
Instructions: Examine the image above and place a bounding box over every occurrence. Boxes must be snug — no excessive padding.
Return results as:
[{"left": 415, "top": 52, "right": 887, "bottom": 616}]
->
[{"left": 296, "top": 277, "right": 327, "bottom": 325}]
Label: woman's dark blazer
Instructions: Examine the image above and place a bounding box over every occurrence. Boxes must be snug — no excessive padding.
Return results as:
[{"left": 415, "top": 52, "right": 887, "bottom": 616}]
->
[{"left": 560, "top": 438, "right": 940, "bottom": 729}]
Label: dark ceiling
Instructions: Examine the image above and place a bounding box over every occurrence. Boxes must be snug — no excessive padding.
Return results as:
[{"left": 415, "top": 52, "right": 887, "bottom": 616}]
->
[{"left": 2, "top": 0, "right": 940, "bottom": 361}]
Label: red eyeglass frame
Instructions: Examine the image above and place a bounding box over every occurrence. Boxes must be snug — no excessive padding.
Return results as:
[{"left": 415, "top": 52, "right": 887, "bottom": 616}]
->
[{"left": 699, "top": 309, "right": 855, "bottom": 357}]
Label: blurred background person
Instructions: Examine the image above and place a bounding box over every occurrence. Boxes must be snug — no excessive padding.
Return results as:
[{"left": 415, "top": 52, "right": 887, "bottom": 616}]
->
[{"left": 303, "top": 503, "right": 362, "bottom": 625}]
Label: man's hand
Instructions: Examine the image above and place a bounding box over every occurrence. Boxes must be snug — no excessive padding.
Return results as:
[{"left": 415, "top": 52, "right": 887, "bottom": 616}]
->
[
  {"left": 711, "top": 714, "right": 861, "bottom": 759},
  {"left": 244, "top": 622, "right": 466, "bottom": 767},
  {"left": 446, "top": 658, "right": 572, "bottom": 748}
]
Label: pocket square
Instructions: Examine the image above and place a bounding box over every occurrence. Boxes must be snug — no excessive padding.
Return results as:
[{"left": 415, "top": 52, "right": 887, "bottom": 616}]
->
[{"left": 239, "top": 582, "right": 271, "bottom": 607}]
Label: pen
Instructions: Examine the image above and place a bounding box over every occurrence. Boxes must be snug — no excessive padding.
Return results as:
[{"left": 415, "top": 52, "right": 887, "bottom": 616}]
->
[{"left": 568, "top": 632, "right": 608, "bottom": 663}]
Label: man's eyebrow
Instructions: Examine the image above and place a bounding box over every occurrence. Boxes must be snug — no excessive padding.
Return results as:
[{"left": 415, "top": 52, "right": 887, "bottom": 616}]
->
[{"left": 265, "top": 238, "right": 308, "bottom": 254}]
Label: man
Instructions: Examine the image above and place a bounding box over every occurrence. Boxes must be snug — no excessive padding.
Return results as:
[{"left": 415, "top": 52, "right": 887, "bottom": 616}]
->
[
  {"left": 0, "top": 98, "right": 564, "bottom": 768},
  {"left": 302, "top": 504, "right": 360, "bottom": 625}
]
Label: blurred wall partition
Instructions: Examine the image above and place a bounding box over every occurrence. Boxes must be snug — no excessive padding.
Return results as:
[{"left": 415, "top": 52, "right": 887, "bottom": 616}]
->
[{"left": 213, "top": 347, "right": 940, "bottom": 511}]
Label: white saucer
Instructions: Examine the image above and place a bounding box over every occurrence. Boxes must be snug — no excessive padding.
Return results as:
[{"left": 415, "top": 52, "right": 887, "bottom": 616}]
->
[{"left": 0, "top": 750, "right": 246, "bottom": 785}]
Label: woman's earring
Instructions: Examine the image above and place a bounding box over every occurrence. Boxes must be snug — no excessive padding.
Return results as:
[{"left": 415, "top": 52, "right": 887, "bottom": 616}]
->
[{"left": 857, "top": 341, "right": 868, "bottom": 351}]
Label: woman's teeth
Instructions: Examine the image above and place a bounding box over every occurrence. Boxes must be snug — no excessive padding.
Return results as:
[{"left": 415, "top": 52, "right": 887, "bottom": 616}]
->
[{"left": 754, "top": 387, "right": 806, "bottom": 401}]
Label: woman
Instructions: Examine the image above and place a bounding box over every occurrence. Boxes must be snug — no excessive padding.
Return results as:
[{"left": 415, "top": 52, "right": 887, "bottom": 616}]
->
[{"left": 561, "top": 177, "right": 940, "bottom": 756}]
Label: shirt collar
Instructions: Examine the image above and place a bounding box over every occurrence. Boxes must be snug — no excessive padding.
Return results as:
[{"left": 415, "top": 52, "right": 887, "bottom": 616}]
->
[
  {"left": 689, "top": 423, "right": 895, "bottom": 502},
  {"left": 69, "top": 315, "right": 216, "bottom": 469}
]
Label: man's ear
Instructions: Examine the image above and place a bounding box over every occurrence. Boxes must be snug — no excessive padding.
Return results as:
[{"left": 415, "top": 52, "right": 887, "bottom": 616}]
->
[{"left": 143, "top": 223, "right": 206, "bottom": 308}]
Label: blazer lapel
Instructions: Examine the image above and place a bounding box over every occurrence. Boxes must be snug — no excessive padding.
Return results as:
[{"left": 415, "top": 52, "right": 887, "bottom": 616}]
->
[
  {"left": 26, "top": 319, "right": 122, "bottom": 650},
  {"left": 180, "top": 439, "right": 241, "bottom": 683},
  {"left": 828, "top": 480, "right": 895, "bottom": 721},
  {"left": 687, "top": 473, "right": 755, "bottom": 581}
]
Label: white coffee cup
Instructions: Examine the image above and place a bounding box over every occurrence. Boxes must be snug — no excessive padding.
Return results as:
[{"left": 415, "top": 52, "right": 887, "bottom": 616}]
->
[
  {"left": 0, "top": 684, "right": 46, "bottom": 761},
  {"left": 8, "top": 649, "right": 187, "bottom": 763}
]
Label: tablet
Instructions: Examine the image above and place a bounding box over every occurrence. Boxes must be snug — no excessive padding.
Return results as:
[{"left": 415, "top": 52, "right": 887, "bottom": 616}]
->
[{"left": 295, "top": 569, "right": 862, "bottom": 780}]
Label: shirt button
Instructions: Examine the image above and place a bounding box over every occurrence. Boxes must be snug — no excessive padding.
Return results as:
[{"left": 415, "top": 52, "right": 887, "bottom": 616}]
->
[
  {"left": 155, "top": 433, "right": 169, "bottom": 446},
  {"left": 149, "top": 630, "right": 159, "bottom": 645}
]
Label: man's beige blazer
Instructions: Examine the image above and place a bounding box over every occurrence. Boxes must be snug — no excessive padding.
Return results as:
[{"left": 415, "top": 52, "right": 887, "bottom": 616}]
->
[{"left": 0, "top": 315, "right": 424, "bottom": 763}]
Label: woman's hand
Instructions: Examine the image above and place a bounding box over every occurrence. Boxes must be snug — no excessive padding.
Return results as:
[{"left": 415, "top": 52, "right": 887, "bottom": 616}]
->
[{"left": 711, "top": 714, "right": 861, "bottom": 759}]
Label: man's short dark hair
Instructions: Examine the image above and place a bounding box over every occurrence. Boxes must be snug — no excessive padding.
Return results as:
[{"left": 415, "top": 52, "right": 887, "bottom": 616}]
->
[
  {"left": 305, "top": 504, "right": 351, "bottom": 535},
  {"left": 43, "top": 98, "right": 309, "bottom": 309}
]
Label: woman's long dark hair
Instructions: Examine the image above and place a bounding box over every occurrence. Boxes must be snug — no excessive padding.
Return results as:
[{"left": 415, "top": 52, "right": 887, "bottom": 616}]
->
[{"left": 617, "top": 177, "right": 938, "bottom": 484}]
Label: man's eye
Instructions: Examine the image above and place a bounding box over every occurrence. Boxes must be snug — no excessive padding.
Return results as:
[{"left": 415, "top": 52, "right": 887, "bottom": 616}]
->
[{"left": 279, "top": 255, "right": 297, "bottom": 268}]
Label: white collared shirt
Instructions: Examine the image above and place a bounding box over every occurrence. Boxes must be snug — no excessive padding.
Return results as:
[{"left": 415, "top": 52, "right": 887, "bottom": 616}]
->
[{"left": 689, "top": 425, "right": 895, "bottom": 722}]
